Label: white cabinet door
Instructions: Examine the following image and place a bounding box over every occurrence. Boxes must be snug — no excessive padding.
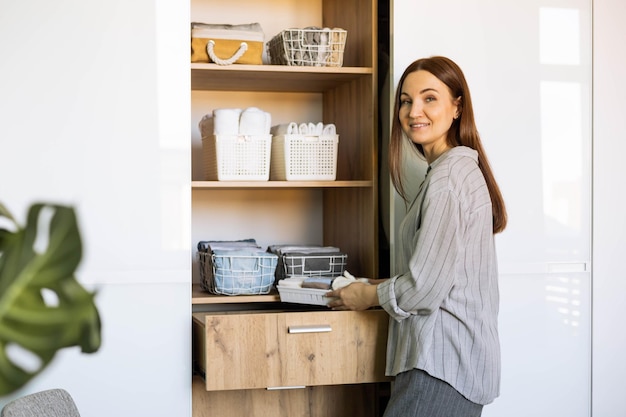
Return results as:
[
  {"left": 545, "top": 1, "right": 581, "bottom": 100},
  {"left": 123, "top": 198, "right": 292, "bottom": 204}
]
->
[{"left": 389, "top": 0, "right": 592, "bottom": 415}]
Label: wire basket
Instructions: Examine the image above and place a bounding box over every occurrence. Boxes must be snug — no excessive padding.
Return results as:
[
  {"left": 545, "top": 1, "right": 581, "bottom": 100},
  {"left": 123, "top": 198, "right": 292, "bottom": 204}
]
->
[
  {"left": 198, "top": 251, "right": 278, "bottom": 295},
  {"left": 267, "top": 28, "right": 347, "bottom": 67},
  {"left": 278, "top": 253, "right": 347, "bottom": 281}
]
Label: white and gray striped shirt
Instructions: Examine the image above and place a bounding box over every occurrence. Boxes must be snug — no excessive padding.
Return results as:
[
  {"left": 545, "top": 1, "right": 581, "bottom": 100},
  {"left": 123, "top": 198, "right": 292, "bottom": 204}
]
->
[{"left": 378, "top": 146, "right": 500, "bottom": 405}]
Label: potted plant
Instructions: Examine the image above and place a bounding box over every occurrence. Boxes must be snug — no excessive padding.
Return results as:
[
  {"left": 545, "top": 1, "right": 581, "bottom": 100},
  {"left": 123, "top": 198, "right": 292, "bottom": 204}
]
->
[{"left": 0, "top": 202, "right": 101, "bottom": 395}]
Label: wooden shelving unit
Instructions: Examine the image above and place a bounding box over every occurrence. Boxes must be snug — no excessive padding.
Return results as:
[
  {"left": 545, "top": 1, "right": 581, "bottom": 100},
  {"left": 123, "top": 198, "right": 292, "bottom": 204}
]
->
[{"left": 190, "top": 0, "right": 385, "bottom": 415}]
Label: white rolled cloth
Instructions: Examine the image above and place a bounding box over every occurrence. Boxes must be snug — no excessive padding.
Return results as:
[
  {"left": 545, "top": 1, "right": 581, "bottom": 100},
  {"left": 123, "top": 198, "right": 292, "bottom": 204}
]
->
[
  {"left": 299, "top": 122, "right": 309, "bottom": 135},
  {"left": 271, "top": 122, "right": 299, "bottom": 135},
  {"left": 213, "top": 108, "right": 242, "bottom": 135},
  {"left": 322, "top": 123, "right": 336, "bottom": 135},
  {"left": 239, "top": 107, "right": 271, "bottom": 135}
]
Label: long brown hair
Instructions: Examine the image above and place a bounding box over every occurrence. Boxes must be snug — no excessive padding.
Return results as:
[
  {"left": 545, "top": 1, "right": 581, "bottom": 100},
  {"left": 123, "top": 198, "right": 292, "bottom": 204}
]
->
[{"left": 389, "top": 56, "right": 507, "bottom": 233}]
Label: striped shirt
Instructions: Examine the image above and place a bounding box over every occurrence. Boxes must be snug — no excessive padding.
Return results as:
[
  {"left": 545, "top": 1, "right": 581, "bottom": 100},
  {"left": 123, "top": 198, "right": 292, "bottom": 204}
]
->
[{"left": 377, "top": 146, "right": 500, "bottom": 405}]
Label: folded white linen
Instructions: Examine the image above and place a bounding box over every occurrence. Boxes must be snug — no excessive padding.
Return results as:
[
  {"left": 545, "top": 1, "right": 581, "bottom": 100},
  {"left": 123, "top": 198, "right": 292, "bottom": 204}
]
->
[
  {"left": 298, "top": 122, "right": 309, "bottom": 135},
  {"left": 277, "top": 276, "right": 306, "bottom": 288},
  {"left": 213, "top": 108, "right": 242, "bottom": 135}
]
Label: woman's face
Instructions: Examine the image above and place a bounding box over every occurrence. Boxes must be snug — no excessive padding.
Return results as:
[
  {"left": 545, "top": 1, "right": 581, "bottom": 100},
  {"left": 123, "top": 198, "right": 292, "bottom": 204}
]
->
[{"left": 399, "top": 70, "right": 460, "bottom": 161}]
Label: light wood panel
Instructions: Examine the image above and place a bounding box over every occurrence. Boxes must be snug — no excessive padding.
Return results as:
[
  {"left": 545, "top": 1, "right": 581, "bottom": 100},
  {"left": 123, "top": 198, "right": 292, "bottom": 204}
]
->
[
  {"left": 191, "top": 64, "right": 372, "bottom": 92},
  {"left": 191, "top": 180, "right": 373, "bottom": 189},
  {"left": 193, "top": 309, "right": 389, "bottom": 391},
  {"left": 192, "top": 375, "right": 384, "bottom": 417}
]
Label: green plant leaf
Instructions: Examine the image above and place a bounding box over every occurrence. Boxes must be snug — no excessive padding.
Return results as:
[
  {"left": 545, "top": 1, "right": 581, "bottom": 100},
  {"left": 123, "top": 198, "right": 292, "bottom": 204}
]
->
[{"left": 0, "top": 202, "right": 101, "bottom": 396}]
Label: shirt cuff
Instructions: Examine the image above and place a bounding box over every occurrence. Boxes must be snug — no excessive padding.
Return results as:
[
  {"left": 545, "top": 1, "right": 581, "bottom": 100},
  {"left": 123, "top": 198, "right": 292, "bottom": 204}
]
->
[{"left": 377, "top": 275, "right": 411, "bottom": 321}]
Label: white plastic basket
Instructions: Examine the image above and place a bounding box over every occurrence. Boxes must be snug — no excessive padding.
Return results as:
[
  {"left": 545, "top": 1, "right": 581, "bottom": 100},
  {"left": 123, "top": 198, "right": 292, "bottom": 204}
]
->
[
  {"left": 203, "top": 134, "right": 272, "bottom": 181},
  {"left": 276, "top": 286, "right": 336, "bottom": 306},
  {"left": 270, "top": 134, "right": 338, "bottom": 181},
  {"left": 267, "top": 28, "right": 347, "bottom": 67}
]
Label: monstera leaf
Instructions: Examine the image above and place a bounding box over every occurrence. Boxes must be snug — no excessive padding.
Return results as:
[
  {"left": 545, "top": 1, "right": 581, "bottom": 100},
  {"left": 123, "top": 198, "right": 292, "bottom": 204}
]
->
[{"left": 0, "top": 202, "right": 101, "bottom": 396}]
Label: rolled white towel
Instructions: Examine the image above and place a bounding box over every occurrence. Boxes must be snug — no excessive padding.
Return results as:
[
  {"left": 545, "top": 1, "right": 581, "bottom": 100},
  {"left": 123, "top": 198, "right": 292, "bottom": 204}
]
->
[
  {"left": 315, "top": 122, "right": 324, "bottom": 135},
  {"left": 240, "top": 107, "right": 271, "bottom": 135},
  {"left": 213, "top": 108, "right": 241, "bottom": 135},
  {"left": 299, "top": 122, "right": 309, "bottom": 135},
  {"left": 308, "top": 122, "right": 317, "bottom": 135},
  {"left": 271, "top": 122, "right": 299, "bottom": 135},
  {"left": 322, "top": 123, "right": 336, "bottom": 135}
]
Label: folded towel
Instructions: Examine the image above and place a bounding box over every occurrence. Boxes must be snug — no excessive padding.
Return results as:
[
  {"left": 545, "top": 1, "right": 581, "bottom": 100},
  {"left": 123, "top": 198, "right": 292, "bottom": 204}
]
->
[
  {"left": 298, "top": 122, "right": 309, "bottom": 135},
  {"left": 213, "top": 108, "right": 242, "bottom": 135},
  {"left": 198, "top": 238, "right": 259, "bottom": 252},
  {"left": 240, "top": 107, "right": 271, "bottom": 135},
  {"left": 267, "top": 245, "right": 342, "bottom": 256},
  {"left": 302, "top": 276, "right": 333, "bottom": 289},
  {"left": 277, "top": 276, "right": 306, "bottom": 288}
]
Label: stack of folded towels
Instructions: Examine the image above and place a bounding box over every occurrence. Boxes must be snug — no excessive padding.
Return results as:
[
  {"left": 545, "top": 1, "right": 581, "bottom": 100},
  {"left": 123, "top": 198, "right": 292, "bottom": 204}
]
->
[
  {"left": 277, "top": 270, "right": 369, "bottom": 291},
  {"left": 199, "top": 107, "right": 272, "bottom": 137}
]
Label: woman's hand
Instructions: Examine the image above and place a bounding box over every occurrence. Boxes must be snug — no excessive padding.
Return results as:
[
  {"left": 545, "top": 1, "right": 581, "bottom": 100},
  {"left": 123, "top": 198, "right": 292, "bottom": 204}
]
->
[{"left": 326, "top": 282, "right": 379, "bottom": 311}]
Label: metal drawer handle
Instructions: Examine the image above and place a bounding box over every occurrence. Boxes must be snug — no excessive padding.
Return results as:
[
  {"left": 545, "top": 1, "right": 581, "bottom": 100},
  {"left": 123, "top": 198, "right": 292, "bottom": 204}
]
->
[{"left": 288, "top": 324, "right": 332, "bottom": 334}]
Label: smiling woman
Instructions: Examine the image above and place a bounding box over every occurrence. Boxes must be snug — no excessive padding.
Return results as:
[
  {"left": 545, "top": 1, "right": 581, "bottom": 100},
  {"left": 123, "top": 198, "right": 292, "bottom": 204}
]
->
[{"left": 398, "top": 70, "right": 461, "bottom": 164}]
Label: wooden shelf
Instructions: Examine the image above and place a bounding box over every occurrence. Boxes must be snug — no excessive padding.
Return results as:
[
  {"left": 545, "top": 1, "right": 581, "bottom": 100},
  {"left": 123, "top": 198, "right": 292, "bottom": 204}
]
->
[
  {"left": 192, "top": 283, "right": 280, "bottom": 304},
  {"left": 191, "top": 63, "right": 373, "bottom": 92},
  {"left": 192, "top": 180, "right": 373, "bottom": 189}
]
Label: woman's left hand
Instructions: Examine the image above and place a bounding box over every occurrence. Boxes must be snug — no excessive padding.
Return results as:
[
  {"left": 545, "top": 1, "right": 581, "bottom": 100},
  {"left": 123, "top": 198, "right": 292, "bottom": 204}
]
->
[{"left": 326, "top": 282, "right": 378, "bottom": 311}]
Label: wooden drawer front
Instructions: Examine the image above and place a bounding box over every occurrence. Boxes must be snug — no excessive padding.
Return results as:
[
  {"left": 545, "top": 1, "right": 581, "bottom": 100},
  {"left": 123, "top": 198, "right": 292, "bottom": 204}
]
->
[{"left": 194, "top": 309, "right": 389, "bottom": 391}]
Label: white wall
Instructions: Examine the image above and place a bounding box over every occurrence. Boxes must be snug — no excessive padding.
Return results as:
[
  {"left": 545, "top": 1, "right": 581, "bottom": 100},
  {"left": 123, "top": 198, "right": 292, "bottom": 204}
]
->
[
  {"left": 592, "top": 0, "right": 626, "bottom": 415},
  {"left": 391, "top": 0, "right": 596, "bottom": 415},
  {"left": 0, "top": 0, "right": 191, "bottom": 415}
]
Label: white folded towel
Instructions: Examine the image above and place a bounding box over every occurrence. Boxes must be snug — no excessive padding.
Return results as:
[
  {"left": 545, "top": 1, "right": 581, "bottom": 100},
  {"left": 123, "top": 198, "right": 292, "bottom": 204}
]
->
[
  {"left": 213, "top": 108, "right": 242, "bottom": 135},
  {"left": 298, "top": 122, "right": 309, "bottom": 135},
  {"left": 240, "top": 107, "right": 271, "bottom": 135}
]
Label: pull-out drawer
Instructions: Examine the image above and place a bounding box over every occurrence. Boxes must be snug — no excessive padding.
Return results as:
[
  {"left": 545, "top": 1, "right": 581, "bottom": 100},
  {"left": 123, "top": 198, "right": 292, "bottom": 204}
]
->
[{"left": 193, "top": 309, "right": 389, "bottom": 391}]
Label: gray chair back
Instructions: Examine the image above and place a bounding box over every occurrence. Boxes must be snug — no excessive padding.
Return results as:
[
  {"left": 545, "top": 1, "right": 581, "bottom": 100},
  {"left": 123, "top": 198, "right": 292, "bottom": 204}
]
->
[{"left": 0, "top": 389, "right": 80, "bottom": 417}]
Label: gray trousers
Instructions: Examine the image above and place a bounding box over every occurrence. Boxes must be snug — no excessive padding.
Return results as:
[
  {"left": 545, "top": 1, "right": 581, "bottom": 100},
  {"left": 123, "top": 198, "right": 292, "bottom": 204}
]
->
[{"left": 383, "top": 369, "right": 484, "bottom": 417}]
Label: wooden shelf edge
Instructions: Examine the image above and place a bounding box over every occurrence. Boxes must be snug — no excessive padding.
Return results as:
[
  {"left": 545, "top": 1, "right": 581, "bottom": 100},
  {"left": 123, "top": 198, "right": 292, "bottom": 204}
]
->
[
  {"left": 191, "top": 180, "right": 373, "bottom": 189},
  {"left": 192, "top": 284, "right": 280, "bottom": 304},
  {"left": 190, "top": 63, "right": 373, "bottom": 75},
  {"left": 191, "top": 64, "right": 374, "bottom": 92}
]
